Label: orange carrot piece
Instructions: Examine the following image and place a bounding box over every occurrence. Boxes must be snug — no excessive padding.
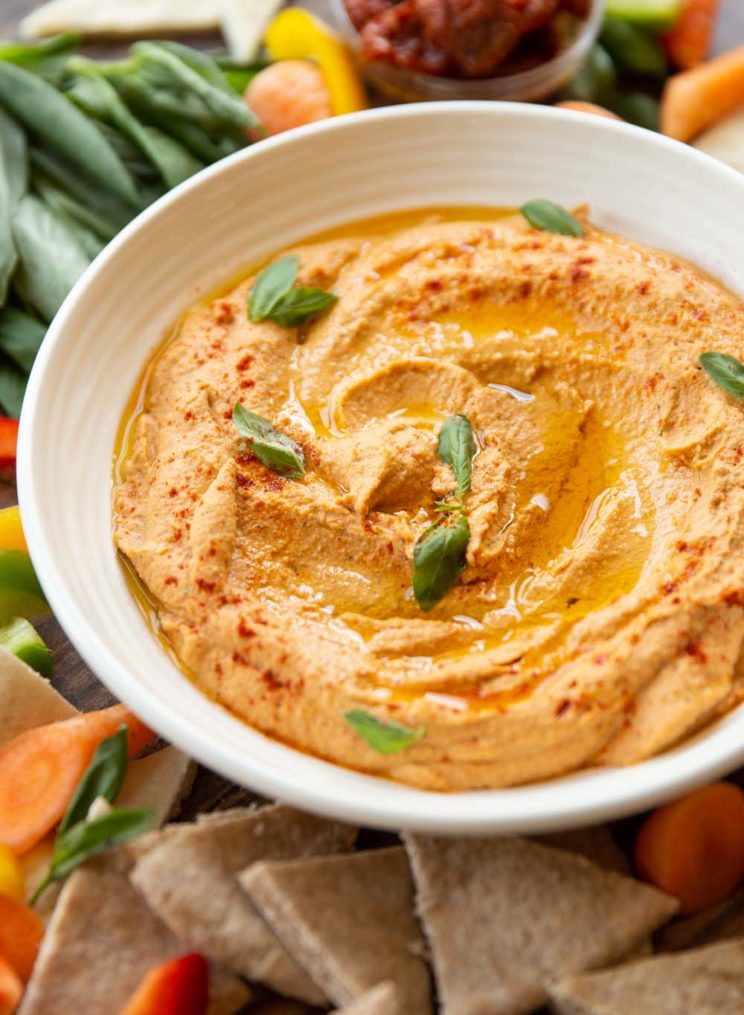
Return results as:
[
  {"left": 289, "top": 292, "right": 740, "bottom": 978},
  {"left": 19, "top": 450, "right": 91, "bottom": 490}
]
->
[
  {"left": 635, "top": 781, "right": 744, "bottom": 913},
  {"left": 0, "top": 896, "right": 44, "bottom": 983},
  {"left": 120, "top": 953, "right": 209, "bottom": 1015},
  {"left": 663, "top": 0, "right": 721, "bottom": 70},
  {"left": 661, "top": 44, "right": 744, "bottom": 141},
  {"left": 0, "top": 950, "right": 22, "bottom": 1015},
  {"left": 0, "top": 704, "right": 153, "bottom": 855},
  {"left": 555, "top": 101, "right": 622, "bottom": 120}
]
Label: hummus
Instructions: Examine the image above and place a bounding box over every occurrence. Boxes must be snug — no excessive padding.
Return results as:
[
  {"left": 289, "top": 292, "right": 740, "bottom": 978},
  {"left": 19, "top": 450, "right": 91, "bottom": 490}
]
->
[{"left": 114, "top": 209, "right": 744, "bottom": 790}]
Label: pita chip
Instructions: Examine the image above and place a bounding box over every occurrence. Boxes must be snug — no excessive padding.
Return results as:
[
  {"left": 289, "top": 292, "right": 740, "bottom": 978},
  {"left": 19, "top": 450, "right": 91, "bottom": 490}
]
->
[
  {"left": 117, "top": 745, "right": 196, "bottom": 825},
  {"left": 550, "top": 939, "right": 744, "bottom": 1015},
  {"left": 18, "top": 855, "right": 249, "bottom": 1015},
  {"left": 335, "top": 982, "right": 402, "bottom": 1014},
  {"left": 0, "top": 646, "right": 75, "bottom": 746},
  {"left": 241, "top": 847, "right": 432, "bottom": 1013},
  {"left": 534, "top": 825, "right": 630, "bottom": 875},
  {"left": 130, "top": 804, "right": 356, "bottom": 1003},
  {"left": 404, "top": 834, "right": 678, "bottom": 1015},
  {"left": 657, "top": 887, "right": 744, "bottom": 952}
]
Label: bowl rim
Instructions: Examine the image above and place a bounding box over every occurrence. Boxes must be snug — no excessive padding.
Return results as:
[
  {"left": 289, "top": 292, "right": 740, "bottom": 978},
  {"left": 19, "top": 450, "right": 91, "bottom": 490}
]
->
[{"left": 18, "top": 101, "right": 744, "bottom": 834}]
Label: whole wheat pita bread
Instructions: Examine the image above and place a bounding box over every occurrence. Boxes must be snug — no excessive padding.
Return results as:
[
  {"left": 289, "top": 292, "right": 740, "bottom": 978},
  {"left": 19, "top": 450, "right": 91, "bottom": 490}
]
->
[
  {"left": 694, "top": 105, "right": 744, "bottom": 172},
  {"left": 404, "top": 834, "right": 678, "bottom": 1015},
  {"left": 130, "top": 804, "right": 356, "bottom": 1003},
  {"left": 657, "top": 887, "right": 744, "bottom": 952},
  {"left": 335, "top": 981, "right": 402, "bottom": 1014},
  {"left": 0, "top": 646, "right": 75, "bottom": 745},
  {"left": 550, "top": 939, "right": 744, "bottom": 1014},
  {"left": 18, "top": 854, "right": 249, "bottom": 1015},
  {"left": 241, "top": 847, "right": 432, "bottom": 1013},
  {"left": 534, "top": 825, "right": 629, "bottom": 875}
]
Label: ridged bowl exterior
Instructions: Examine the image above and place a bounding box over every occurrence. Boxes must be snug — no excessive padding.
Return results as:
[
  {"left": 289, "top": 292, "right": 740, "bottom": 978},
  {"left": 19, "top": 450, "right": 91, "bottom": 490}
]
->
[{"left": 18, "top": 103, "right": 744, "bottom": 834}]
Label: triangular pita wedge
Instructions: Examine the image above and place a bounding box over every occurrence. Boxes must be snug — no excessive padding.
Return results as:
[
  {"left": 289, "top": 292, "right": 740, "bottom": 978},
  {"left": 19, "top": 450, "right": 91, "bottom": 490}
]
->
[
  {"left": 0, "top": 645, "right": 75, "bottom": 745},
  {"left": 130, "top": 804, "right": 356, "bottom": 1003},
  {"left": 18, "top": 854, "right": 249, "bottom": 1015},
  {"left": 534, "top": 824, "right": 629, "bottom": 875},
  {"left": 117, "top": 745, "right": 196, "bottom": 825},
  {"left": 549, "top": 939, "right": 744, "bottom": 1014},
  {"left": 336, "top": 981, "right": 402, "bottom": 1014},
  {"left": 241, "top": 846, "right": 432, "bottom": 1013},
  {"left": 21, "top": 0, "right": 220, "bottom": 38},
  {"left": 694, "top": 106, "right": 744, "bottom": 173},
  {"left": 657, "top": 887, "right": 744, "bottom": 952},
  {"left": 404, "top": 834, "right": 678, "bottom": 1015}
]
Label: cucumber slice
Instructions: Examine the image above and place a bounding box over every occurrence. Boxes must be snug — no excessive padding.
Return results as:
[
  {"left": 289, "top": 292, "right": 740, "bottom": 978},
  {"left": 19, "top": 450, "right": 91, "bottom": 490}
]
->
[
  {"left": 0, "top": 616, "right": 53, "bottom": 676},
  {"left": 601, "top": 18, "right": 668, "bottom": 78},
  {"left": 605, "top": 0, "right": 683, "bottom": 29}
]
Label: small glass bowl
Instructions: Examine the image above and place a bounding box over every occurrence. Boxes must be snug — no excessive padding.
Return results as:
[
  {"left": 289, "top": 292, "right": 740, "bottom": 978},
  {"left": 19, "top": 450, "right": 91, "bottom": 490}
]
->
[{"left": 330, "top": 0, "right": 604, "bottom": 103}]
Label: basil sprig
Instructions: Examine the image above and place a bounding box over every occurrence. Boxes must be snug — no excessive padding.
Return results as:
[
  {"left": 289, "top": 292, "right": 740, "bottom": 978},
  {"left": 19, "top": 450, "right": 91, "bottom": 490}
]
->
[
  {"left": 248, "top": 254, "right": 337, "bottom": 327},
  {"left": 520, "top": 199, "right": 583, "bottom": 237},
  {"left": 344, "top": 709, "right": 425, "bottom": 755},
  {"left": 31, "top": 725, "right": 154, "bottom": 904},
  {"left": 412, "top": 414, "right": 476, "bottom": 612},
  {"left": 699, "top": 352, "right": 744, "bottom": 400},
  {"left": 437, "top": 414, "right": 475, "bottom": 500},
  {"left": 413, "top": 512, "right": 471, "bottom": 613},
  {"left": 233, "top": 403, "right": 306, "bottom": 479}
]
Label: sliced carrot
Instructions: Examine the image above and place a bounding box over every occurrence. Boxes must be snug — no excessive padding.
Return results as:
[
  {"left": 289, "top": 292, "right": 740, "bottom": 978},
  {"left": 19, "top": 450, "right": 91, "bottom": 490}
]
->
[
  {"left": 245, "top": 60, "right": 332, "bottom": 138},
  {"left": 555, "top": 100, "right": 622, "bottom": 120},
  {"left": 0, "top": 420, "right": 18, "bottom": 475},
  {"left": 0, "top": 704, "right": 153, "bottom": 855},
  {"left": 663, "top": 0, "right": 721, "bottom": 69},
  {"left": 635, "top": 781, "right": 744, "bottom": 913},
  {"left": 0, "top": 896, "right": 44, "bottom": 982},
  {"left": 661, "top": 44, "right": 744, "bottom": 141},
  {"left": 0, "top": 950, "right": 23, "bottom": 1015}
]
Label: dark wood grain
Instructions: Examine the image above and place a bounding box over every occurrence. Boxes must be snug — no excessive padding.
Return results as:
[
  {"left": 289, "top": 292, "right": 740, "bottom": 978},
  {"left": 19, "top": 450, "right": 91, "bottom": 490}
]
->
[{"left": 2, "top": 0, "right": 744, "bottom": 813}]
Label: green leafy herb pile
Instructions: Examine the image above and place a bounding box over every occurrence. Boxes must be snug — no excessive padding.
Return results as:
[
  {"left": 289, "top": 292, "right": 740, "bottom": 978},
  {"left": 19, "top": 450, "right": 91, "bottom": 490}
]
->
[{"left": 0, "top": 33, "right": 265, "bottom": 418}]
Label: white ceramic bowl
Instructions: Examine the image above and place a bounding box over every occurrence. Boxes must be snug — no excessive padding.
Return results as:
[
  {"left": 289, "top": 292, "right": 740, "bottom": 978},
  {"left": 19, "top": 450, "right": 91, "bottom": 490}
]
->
[{"left": 18, "top": 103, "right": 744, "bottom": 835}]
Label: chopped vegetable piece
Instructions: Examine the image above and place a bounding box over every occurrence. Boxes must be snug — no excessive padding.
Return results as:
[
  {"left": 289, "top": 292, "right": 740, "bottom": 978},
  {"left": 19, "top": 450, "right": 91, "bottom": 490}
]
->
[
  {"left": 120, "top": 952, "right": 210, "bottom": 1015},
  {"left": 663, "top": 0, "right": 720, "bottom": 68},
  {"left": 0, "top": 704, "right": 153, "bottom": 855},
  {"left": 0, "top": 422, "right": 18, "bottom": 475},
  {"left": 0, "top": 618, "right": 52, "bottom": 678},
  {"left": 635, "top": 781, "right": 744, "bottom": 913},
  {"left": 0, "top": 844, "right": 24, "bottom": 904},
  {"left": 0, "top": 508, "right": 25, "bottom": 554},
  {"left": 561, "top": 44, "right": 617, "bottom": 106},
  {"left": 556, "top": 100, "right": 622, "bottom": 119},
  {"left": 0, "top": 895, "right": 44, "bottom": 982},
  {"left": 661, "top": 45, "right": 744, "bottom": 142},
  {"left": 0, "top": 550, "right": 45, "bottom": 604},
  {"left": 0, "top": 308, "right": 45, "bottom": 376},
  {"left": 0, "top": 949, "right": 22, "bottom": 1015},
  {"left": 605, "top": 0, "right": 683, "bottom": 28},
  {"left": 264, "top": 8, "right": 367, "bottom": 115},
  {"left": 613, "top": 92, "right": 661, "bottom": 131},
  {"left": 246, "top": 60, "right": 332, "bottom": 137},
  {"left": 600, "top": 17, "right": 668, "bottom": 77}
]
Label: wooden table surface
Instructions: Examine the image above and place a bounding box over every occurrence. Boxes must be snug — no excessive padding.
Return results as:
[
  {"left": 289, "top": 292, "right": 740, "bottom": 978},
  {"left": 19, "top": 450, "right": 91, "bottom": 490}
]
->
[{"left": 1, "top": 0, "right": 743, "bottom": 814}]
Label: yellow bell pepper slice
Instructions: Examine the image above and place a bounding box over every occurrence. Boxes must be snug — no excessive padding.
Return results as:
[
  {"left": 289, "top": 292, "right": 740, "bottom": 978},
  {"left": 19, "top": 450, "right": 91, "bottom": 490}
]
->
[
  {"left": 265, "top": 8, "right": 367, "bottom": 116},
  {"left": 0, "top": 507, "right": 26, "bottom": 553},
  {"left": 0, "top": 843, "right": 25, "bottom": 904}
]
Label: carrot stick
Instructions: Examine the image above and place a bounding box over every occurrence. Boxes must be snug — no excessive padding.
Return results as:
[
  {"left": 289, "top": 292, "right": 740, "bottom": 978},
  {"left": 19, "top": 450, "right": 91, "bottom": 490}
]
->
[
  {"left": 635, "top": 781, "right": 744, "bottom": 913},
  {"left": 0, "top": 896, "right": 44, "bottom": 982},
  {"left": 661, "top": 44, "right": 744, "bottom": 141},
  {"left": 0, "top": 950, "right": 23, "bottom": 1015},
  {"left": 0, "top": 421, "right": 18, "bottom": 475},
  {"left": 0, "top": 704, "right": 153, "bottom": 855},
  {"left": 663, "top": 0, "right": 721, "bottom": 69}
]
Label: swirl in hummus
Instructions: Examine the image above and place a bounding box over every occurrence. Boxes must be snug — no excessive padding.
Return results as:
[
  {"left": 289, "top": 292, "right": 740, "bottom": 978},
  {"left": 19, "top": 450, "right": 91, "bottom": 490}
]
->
[{"left": 114, "top": 209, "right": 744, "bottom": 790}]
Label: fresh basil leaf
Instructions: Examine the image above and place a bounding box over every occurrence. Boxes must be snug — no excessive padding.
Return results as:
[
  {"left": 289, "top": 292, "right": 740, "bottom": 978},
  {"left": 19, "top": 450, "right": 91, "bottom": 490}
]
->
[
  {"left": 59, "top": 725, "right": 129, "bottom": 835},
  {"left": 32, "top": 807, "right": 154, "bottom": 904},
  {"left": 270, "top": 287, "right": 338, "bottom": 328},
  {"left": 344, "top": 709, "right": 425, "bottom": 755},
  {"left": 438, "top": 414, "right": 475, "bottom": 501},
  {"left": 233, "top": 403, "right": 306, "bottom": 479},
  {"left": 413, "top": 513, "right": 470, "bottom": 612},
  {"left": 520, "top": 199, "right": 584, "bottom": 237},
  {"left": 699, "top": 352, "right": 744, "bottom": 400},
  {"left": 0, "top": 355, "right": 27, "bottom": 418},
  {"left": 248, "top": 255, "right": 299, "bottom": 322}
]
